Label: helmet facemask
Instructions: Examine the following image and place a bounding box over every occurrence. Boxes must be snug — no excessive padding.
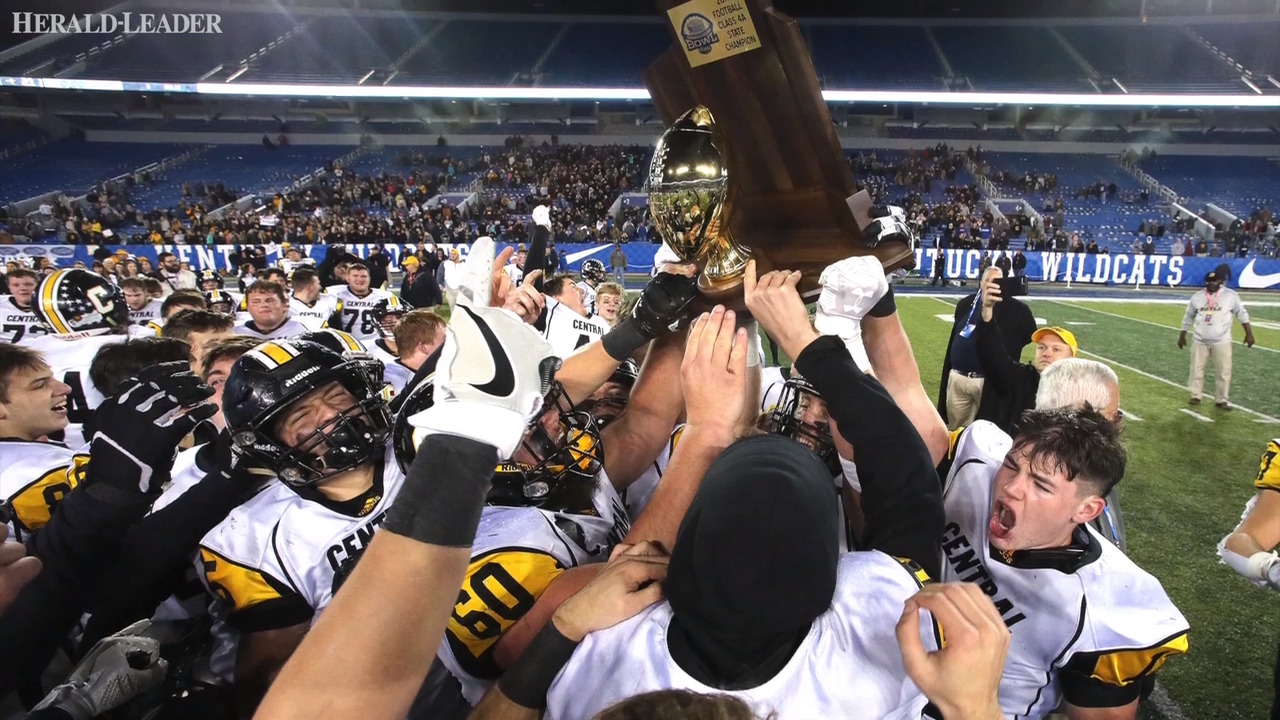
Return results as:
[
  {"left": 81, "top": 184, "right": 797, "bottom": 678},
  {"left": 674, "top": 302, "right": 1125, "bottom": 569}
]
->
[
  {"left": 765, "top": 378, "right": 840, "bottom": 475},
  {"left": 504, "top": 382, "right": 604, "bottom": 504}
]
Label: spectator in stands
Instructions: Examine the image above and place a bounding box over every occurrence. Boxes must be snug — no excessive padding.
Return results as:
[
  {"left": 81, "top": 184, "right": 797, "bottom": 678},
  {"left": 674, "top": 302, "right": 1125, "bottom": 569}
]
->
[
  {"left": 1195, "top": 239, "right": 1209, "bottom": 257},
  {"left": 1172, "top": 237, "right": 1186, "bottom": 256},
  {"left": 1179, "top": 271, "right": 1254, "bottom": 410},
  {"left": 1143, "top": 236, "right": 1157, "bottom": 255}
]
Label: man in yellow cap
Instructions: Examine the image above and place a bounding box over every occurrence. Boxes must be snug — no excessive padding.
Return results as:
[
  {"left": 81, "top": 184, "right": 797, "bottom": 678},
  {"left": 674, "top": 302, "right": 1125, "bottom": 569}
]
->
[{"left": 972, "top": 268, "right": 1080, "bottom": 433}]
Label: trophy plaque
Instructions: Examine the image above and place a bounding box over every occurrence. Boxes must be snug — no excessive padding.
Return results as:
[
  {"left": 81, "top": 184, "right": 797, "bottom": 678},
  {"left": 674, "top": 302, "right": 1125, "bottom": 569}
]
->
[{"left": 644, "top": 0, "right": 915, "bottom": 298}]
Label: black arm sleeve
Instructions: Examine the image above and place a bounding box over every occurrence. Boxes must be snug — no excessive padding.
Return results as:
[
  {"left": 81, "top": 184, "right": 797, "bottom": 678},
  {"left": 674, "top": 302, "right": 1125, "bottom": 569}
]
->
[
  {"left": 524, "top": 225, "right": 550, "bottom": 294},
  {"left": 973, "top": 314, "right": 1021, "bottom": 394},
  {"left": 79, "top": 466, "right": 258, "bottom": 651},
  {"left": 794, "top": 335, "right": 944, "bottom": 579},
  {"left": 0, "top": 481, "right": 152, "bottom": 697}
]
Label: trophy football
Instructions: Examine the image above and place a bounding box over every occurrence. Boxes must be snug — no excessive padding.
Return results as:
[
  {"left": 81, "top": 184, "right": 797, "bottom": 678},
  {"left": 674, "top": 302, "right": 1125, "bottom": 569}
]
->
[{"left": 644, "top": 0, "right": 916, "bottom": 299}]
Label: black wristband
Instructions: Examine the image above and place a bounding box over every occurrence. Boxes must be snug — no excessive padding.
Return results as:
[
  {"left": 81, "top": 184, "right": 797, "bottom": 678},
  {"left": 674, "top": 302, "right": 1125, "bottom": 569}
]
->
[
  {"left": 601, "top": 320, "right": 648, "bottom": 361},
  {"left": 497, "top": 620, "right": 580, "bottom": 709},
  {"left": 383, "top": 435, "right": 496, "bottom": 547},
  {"left": 868, "top": 285, "right": 897, "bottom": 318}
]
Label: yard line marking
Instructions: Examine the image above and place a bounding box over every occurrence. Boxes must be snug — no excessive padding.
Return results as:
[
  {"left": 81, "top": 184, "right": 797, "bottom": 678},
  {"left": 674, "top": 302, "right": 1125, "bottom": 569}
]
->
[
  {"left": 1120, "top": 408, "right": 1143, "bottom": 421},
  {"left": 1149, "top": 681, "right": 1191, "bottom": 720},
  {"left": 917, "top": 296, "right": 1280, "bottom": 423},
  {"left": 1042, "top": 300, "right": 1280, "bottom": 355},
  {"left": 1257, "top": 418, "right": 1280, "bottom": 425},
  {"left": 1064, "top": 321, "right": 1096, "bottom": 325},
  {"left": 1180, "top": 408, "right": 1215, "bottom": 422}
]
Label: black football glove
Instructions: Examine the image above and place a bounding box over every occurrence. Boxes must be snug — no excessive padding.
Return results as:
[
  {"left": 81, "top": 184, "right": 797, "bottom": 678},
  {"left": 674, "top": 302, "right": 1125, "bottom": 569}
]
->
[
  {"left": 602, "top": 271, "right": 700, "bottom": 361},
  {"left": 90, "top": 362, "right": 216, "bottom": 494},
  {"left": 862, "top": 205, "right": 916, "bottom": 252}
]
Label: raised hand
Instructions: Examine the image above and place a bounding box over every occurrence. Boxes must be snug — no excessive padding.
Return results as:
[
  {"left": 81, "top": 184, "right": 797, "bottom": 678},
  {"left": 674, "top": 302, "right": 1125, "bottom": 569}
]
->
[
  {"left": 552, "top": 541, "right": 669, "bottom": 642},
  {"left": 681, "top": 306, "right": 749, "bottom": 447},
  {"left": 743, "top": 259, "right": 818, "bottom": 362}
]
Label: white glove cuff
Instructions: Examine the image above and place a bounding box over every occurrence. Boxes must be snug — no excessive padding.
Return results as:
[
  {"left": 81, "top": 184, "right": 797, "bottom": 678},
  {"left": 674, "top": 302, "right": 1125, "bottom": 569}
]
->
[
  {"left": 408, "top": 403, "right": 529, "bottom": 459},
  {"left": 838, "top": 454, "right": 862, "bottom": 493},
  {"left": 742, "top": 320, "right": 762, "bottom": 368}
]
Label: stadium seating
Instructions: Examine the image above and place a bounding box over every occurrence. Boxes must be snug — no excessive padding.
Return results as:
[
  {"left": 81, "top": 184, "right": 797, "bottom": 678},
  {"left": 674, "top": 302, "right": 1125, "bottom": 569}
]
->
[
  {"left": 1137, "top": 156, "right": 1280, "bottom": 219},
  {"left": 538, "top": 22, "right": 670, "bottom": 87},
  {"left": 0, "top": 141, "right": 194, "bottom": 204},
  {"left": 78, "top": 12, "right": 299, "bottom": 81},
  {"left": 241, "top": 15, "right": 430, "bottom": 83},
  {"left": 1057, "top": 24, "right": 1239, "bottom": 92},
  {"left": 1193, "top": 21, "right": 1280, "bottom": 78},
  {"left": 931, "top": 26, "right": 1087, "bottom": 92},
  {"left": 806, "top": 25, "right": 941, "bottom": 89},
  {"left": 124, "top": 145, "right": 351, "bottom": 211},
  {"left": 394, "top": 20, "right": 561, "bottom": 85}
]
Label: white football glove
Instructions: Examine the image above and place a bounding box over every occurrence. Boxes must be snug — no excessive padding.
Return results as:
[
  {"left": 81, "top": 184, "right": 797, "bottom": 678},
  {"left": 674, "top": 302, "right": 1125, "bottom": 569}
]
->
[
  {"left": 409, "top": 239, "right": 560, "bottom": 457},
  {"left": 457, "top": 236, "right": 496, "bottom": 307},
  {"left": 33, "top": 621, "right": 168, "bottom": 720},
  {"left": 532, "top": 205, "right": 551, "bottom": 230},
  {"left": 813, "top": 255, "right": 889, "bottom": 372}
]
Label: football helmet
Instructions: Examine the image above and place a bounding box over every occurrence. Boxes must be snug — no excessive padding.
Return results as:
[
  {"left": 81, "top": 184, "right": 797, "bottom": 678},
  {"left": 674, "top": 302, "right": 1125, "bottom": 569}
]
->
[
  {"left": 580, "top": 259, "right": 607, "bottom": 284},
  {"left": 204, "top": 289, "right": 236, "bottom": 315},
  {"left": 764, "top": 375, "right": 839, "bottom": 475},
  {"left": 392, "top": 376, "right": 602, "bottom": 507},
  {"left": 34, "top": 269, "right": 128, "bottom": 337},
  {"left": 198, "top": 270, "right": 224, "bottom": 291},
  {"left": 580, "top": 358, "right": 638, "bottom": 429},
  {"left": 223, "top": 339, "right": 391, "bottom": 487},
  {"left": 370, "top": 296, "right": 411, "bottom": 340}
]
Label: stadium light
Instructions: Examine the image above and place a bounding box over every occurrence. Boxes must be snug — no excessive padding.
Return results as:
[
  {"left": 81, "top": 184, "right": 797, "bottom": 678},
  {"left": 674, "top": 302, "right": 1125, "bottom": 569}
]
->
[{"left": 4, "top": 75, "right": 1280, "bottom": 108}]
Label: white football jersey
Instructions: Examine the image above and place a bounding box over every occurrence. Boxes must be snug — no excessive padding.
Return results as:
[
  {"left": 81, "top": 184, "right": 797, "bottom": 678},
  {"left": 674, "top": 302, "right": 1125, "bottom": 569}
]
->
[
  {"left": 128, "top": 299, "right": 163, "bottom": 327},
  {"left": 234, "top": 319, "right": 310, "bottom": 341},
  {"left": 759, "top": 365, "right": 789, "bottom": 415},
  {"left": 542, "top": 298, "right": 609, "bottom": 358},
  {"left": 151, "top": 443, "right": 207, "bottom": 514},
  {"left": 198, "top": 444, "right": 405, "bottom": 679},
  {"left": 575, "top": 281, "right": 597, "bottom": 316},
  {"left": 0, "top": 295, "right": 49, "bottom": 344},
  {"left": 504, "top": 263, "right": 524, "bottom": 286},
  {"left": 546, "top": 551, "right": 935, "bottom": 720},
  {"left": 289, "top": 294, "right": 340, "bottom": 331},
  {"left": 440, "top": 474, "right": 629, "bottom": 705},
  {"left": 0, "top": 439, "right": 89, "bottom": 541},
  {"left": 329, "top": 287, "right": 394, "bottom": 342},
  {"left": 21, "top": 333, "right": 128, "bottom": 427},
  {"left": 941, "top": 422, "right": 1189, "bottom": 717}
]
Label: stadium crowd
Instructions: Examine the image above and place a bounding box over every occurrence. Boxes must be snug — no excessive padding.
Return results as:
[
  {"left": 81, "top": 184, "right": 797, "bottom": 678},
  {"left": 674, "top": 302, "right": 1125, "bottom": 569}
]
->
[{"left": 8, "top": 191, "right": 1263, "bottom": 720}]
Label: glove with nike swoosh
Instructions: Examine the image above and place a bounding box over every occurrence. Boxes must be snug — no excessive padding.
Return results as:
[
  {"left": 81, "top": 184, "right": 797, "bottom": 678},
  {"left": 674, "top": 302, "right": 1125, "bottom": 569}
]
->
[{"left": 408, "top": 246, "right": 560, "bottom": 458}]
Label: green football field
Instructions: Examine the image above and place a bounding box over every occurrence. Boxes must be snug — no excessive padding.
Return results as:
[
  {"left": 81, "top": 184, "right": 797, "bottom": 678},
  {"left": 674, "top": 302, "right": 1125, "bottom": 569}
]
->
[{"left": 893, "top": 290, "right": 1280, "bottom": 720}]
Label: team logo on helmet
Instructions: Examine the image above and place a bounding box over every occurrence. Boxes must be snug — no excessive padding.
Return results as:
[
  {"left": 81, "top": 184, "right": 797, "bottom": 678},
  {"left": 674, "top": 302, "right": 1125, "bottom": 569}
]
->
[
  {"left": 34, "top": 269, "right": 128, "bottom": 337},
  {"left": 580, "top": 259, "right": 607, "bottom": 284}
]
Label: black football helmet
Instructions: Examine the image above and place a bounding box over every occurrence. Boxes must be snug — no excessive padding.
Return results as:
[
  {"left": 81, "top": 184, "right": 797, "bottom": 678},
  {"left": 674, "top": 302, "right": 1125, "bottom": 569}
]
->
[
  {"left": 393, "top": 376, "right": 603, "bottom": 507},
  {"left": 204, "top": 289, "right": 236, "bottom": 315},
  {"left": 198, "top": 269, "right": 224, "bottom": 291},
  {"left": 579, "top": 358, "right": 638, "bottom": 429},
  {"left": 223, "top": 339, "right": 391, "bottom": 487},
  {"left": 764, "top": 375, "right": 840, "bottom": 475},
  {"left": 580, "top": 259, "right": 607, "bottom": 284},
  {"left": 370, "top": 296, "right": 412, "bottom": 340},
  {"left": 34, "top": 269, "right": 128, "bottom": 337}
]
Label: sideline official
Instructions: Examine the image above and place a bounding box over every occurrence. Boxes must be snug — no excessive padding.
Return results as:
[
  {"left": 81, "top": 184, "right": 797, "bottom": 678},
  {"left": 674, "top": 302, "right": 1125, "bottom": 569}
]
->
[{"left": 1178, "top": 270, "right": 1254, "bottom": 409}]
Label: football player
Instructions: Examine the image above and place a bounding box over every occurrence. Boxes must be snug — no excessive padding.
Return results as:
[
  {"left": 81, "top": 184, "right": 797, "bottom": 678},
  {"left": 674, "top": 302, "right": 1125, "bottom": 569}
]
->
[
  {"left": 0, "top": 267, "right": 49, "bottom": 344},
  {"left": 328, "top": 261, "right": 393, "bottom": 343},
  {"left": 368, "top": 304, "right": 444, "bottom": 398},
  {"left": 940, "top": 408, "right": 1187, "bottom": 719},
  {"left": 120, "top": 277, "right": 164, "bottom": 327},
  {"left": 0, "top": 343, "right": 87, "bottom": 541},
  {"left": 234, "top": 281, "right": 309, "bottom": 340},
  {"left": 23, "top": 269, "right": 146, "bottom": 442},
  {"left": 576, "top": 258, "right": 607, "bottom": 316},
  {"left": 540, "top": 274, "right": 609, "bottom": 358},
  {"left": 197, "top": 339, "right": 398, "bottom": 716},
  {"left": 199, "top": 269, "right": 225, "bottom": 293},
  {"left": 1218, "top": 439, "right": 1280, "bottom": 717},
  {"left": 204, "top": 289, "right": 238, "bottom": 317},
  {"left": 288, "top": 267, "right": 338, "bottom": 331}
]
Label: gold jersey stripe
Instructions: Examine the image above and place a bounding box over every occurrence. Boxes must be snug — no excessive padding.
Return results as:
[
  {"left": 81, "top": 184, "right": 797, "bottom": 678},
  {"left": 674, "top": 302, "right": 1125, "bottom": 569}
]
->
[
  {"left": 200, "top": 547, "right": 287, "bottom": 611},
  {"left": 1088, "top": 632, "right": 1189, "bottom": 687},
  {"left": 1254, "top": 440, "right": 1280, "bottom": 491}
]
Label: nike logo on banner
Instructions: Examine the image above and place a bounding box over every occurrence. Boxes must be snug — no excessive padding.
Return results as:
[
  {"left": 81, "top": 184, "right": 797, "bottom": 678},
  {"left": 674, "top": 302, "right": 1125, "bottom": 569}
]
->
[
  {"left": 1239, "top": 260, "right": 1280, "bottom": 289},
  {"left": 460, "top": 305, "right": 515, "bottom": 397}
]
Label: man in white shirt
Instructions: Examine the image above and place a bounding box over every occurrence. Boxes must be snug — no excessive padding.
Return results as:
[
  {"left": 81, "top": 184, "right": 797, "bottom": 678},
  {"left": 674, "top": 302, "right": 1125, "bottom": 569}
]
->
[
  {"left": 288, "top": 267, "right": 339, "bottom": 331},
  {"left": 233, "top": 281, "right": 308, "bottom": 340},
  {"left": 1178, "top": 270, "right": 1255, "bottom": 409}
]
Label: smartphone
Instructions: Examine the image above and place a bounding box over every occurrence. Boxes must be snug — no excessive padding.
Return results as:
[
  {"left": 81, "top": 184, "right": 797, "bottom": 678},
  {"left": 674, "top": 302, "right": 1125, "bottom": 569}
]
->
[{"left": 995, "top": 276, "right": 1028, "bottom": 297}]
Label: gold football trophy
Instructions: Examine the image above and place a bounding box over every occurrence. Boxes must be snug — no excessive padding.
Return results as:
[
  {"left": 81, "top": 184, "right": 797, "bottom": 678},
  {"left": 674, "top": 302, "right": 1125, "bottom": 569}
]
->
[{"left": 645, "top": 105, "right": 751, "bottom": 298}]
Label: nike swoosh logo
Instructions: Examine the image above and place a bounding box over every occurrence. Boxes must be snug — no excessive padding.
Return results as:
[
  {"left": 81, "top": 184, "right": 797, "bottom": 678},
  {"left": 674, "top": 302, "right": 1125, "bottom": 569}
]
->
[
  {"left": 459, "top": 305, "right": 515, "bottom": 397},
  {"left": 1239, "top": 259, "right": 1280, "bottom": 289}
]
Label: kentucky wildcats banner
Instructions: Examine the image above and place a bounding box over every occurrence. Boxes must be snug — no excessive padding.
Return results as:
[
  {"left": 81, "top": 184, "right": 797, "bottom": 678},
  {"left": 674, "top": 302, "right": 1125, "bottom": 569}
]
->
[{"left": 913, "top": 248, "right": 1280, "bottom": 290}]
